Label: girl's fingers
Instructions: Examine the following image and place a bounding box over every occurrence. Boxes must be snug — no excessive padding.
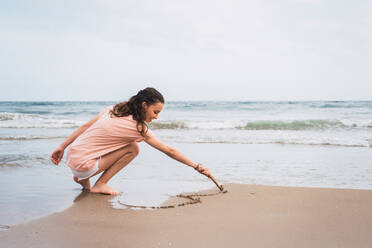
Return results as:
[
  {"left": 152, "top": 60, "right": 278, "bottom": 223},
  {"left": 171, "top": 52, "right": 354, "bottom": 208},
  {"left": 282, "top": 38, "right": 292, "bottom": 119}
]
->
[{"left": 196, "top": 166, "right": 211, "bottom": 177}]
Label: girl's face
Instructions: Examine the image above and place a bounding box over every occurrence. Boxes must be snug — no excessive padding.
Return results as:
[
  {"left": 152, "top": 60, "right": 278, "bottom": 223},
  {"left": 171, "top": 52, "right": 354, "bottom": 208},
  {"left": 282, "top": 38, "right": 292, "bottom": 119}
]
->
[{"left": 143, "top": 102, "right": 164, "bottom": 123}]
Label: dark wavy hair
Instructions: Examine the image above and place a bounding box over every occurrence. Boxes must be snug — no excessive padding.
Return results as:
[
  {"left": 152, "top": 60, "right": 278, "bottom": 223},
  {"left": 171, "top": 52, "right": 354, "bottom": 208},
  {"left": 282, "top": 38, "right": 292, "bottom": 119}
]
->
[{"left": 110, "top": 87, "right": 165, "bottom": 137}]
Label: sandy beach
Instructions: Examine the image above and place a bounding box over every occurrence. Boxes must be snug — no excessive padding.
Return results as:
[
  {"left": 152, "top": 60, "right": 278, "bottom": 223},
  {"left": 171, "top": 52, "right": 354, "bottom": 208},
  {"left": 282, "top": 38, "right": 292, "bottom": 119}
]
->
[
  {"left": 1, "top": 184, "right": 372, "bottom": 248},
  {"left": 2, "top": 0, "right": 372, "bottom": 245}
]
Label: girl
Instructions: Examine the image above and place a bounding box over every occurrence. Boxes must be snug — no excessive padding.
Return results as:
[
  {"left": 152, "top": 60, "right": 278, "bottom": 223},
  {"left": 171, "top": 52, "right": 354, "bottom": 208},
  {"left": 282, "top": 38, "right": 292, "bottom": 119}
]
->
[{"left": 50, "top": 87, "right": 211, "bottom": 195}]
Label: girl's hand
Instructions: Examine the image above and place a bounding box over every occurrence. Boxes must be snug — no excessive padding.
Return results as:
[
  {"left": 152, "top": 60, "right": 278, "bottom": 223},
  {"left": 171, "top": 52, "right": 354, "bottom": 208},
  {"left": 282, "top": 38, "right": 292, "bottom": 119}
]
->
[
  {"left": 194, "top": 164, "right": 211, "bottom": 177},
  {"left": 50, "top": 146, "right": 64, "bottom": 165}
]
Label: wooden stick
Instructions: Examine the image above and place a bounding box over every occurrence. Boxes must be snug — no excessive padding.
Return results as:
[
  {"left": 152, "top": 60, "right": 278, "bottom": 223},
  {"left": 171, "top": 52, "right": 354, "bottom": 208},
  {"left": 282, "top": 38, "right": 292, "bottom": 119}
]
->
[
  {"left": 196, "top": 164, "right": 225, "bottom": 192},
  {"left": 208, "top": 174, "right": 224, "bottom": 192}
]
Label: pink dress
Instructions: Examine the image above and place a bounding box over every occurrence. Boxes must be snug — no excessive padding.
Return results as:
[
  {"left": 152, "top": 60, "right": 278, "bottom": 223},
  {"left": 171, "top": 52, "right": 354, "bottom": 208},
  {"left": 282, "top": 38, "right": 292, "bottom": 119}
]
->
[{"left": 66, "top": 105, "right": 153, "bottom": 172}]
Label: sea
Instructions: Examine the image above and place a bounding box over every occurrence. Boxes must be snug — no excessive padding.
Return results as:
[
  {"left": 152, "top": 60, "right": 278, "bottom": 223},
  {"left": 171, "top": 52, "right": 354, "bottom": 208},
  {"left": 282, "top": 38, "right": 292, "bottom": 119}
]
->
[{"left": 1, "top": 101, "right": 372, "bottom": 227}]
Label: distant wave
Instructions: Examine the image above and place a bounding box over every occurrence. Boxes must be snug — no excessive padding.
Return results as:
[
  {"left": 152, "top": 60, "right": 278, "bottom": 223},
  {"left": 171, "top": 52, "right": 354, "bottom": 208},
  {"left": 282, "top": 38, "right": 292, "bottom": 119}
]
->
[
  {"left": 0, "top": 155, "right": 30, "bottom": 167},
  {"left": 0, "top": 113, "right": 14, "bottom": 121},
  {"left": 1, "top": 125, "right": 80, "bottom": 129},
  {"left": 0, "top": 112, "right": 83, "bottom": 128},
  {"left": 272, "top": 141, "right": 370, "bottom": 148},
  {"left": 0, "top": 163, "right": 24, "bottom": 168},
  {"left": 192, "top": 140, "right": 371, "bottom": 148},
  {"left": 0, "top": 135, "right": 66, "bottom": 141},
  {"left": 236, "top": 120, "right": 349, "bottom": 130},
  {"left": 1, "top": 110, "right": 371, "bottom": 131},
  {"left": 319, "top": 104, "right": 346, "bottom": 108},
  {"left": 0, "top": 154, "right": 49, "bottom": 168},
  {"left": 0, "top": 123, "right": 81, "bottom": 129},
  {"left": 150, "top": 121, "right": 188, "bottom": 130},
  {"left": 149, "top": 119, "right": 367, "bottom": 131},
  {"left": 303, "top": 101, "right": 372, "bottom": 109}
]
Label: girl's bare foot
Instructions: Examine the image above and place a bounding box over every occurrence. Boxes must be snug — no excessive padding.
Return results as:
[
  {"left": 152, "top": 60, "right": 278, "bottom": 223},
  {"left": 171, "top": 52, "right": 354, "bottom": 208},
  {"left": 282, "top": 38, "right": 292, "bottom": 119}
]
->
[
  {"left": 90, "top": 182, "right": 120, "bottom": 195},
  {"left": 73, "top": 176, "right": 91, "bottom": 190}
]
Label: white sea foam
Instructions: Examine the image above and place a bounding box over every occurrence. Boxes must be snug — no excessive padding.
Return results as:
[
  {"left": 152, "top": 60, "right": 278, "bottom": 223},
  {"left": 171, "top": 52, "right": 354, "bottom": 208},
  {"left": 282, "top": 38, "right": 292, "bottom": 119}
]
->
[
  {"left": 0, "top": 112, "right": 84, "bottom": 128},
  {"left": 1, "top": 101, "right": 372, "bottom": 147}
]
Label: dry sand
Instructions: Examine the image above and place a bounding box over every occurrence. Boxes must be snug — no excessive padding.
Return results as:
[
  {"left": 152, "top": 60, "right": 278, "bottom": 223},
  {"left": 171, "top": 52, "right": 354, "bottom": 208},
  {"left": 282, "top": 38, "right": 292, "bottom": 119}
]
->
[{"left": 1, "top": 184, "right": 372, "bottom": 248}]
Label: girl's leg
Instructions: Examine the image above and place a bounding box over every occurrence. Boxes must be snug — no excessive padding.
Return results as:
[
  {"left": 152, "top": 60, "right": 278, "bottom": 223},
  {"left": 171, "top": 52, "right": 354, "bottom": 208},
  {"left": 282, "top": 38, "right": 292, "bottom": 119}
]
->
[
  {"left": 73, "top": 176, "right": 91, "bottom": 190},
  {"left": 90, "top": 142, "right": 140, "bottom": 195}
]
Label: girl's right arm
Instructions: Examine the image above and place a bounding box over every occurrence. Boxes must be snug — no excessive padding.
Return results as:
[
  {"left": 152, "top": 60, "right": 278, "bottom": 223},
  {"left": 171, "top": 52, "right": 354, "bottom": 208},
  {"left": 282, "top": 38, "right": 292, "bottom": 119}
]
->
[
  {"left": 50, "top": 111, "right": 105, "bottom": 165},
  {"left": 144, "top": 135, "right": 212, "bottom": 177}
]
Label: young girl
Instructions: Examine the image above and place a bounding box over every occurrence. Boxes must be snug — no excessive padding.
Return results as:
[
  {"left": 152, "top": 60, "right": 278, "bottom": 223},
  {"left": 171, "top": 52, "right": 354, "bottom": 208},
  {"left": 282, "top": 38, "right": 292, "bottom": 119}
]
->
[{"left": 50, "top": 87, "right": 211, "bottom": 195}]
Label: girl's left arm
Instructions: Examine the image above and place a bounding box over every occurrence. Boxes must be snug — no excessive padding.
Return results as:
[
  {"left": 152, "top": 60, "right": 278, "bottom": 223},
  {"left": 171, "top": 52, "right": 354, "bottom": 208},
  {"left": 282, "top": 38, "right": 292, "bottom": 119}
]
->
[{"left": 50, "top": 110, "right": 105, "bottom": 165}]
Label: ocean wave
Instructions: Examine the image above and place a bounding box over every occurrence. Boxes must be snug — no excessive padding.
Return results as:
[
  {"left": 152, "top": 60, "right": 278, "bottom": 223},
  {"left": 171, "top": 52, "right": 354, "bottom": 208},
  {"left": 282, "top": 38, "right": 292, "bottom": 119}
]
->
[
  {"left": 0, "top": 113, "right": 15, "bottom": 121},
  {"left": 1, "top": 112, "right": 24, "bottom": 121},
  {"left": 319, "top": 103, "right": 346, "bottom": 108},
  {"left": 149, "top": 119, "right": 369, "bottom": 131},
  {"left": 311, "top": 101, "right": 372, "bottom": 109},
  {"left": 272, "top": 141, "right": 370, "bottom": 148},
  {"left": 0, "top": 163, "right": 24, "bottom": 168},
  {"left": 150, "top": 121, "right": 188, "bottom": 129},
  {"left": 0, "top": 154, "right": 29, "bottom": 164},
  {"left": 0, "top": 154, "right": 49, "bottom": 168},
  {"left": 8, "top": 101, "right": 58, "bottom": 106},
  {"left": 0, "top": 123, "right": 81, "bottom": 129},
  {"left": 0, "top": 135, "right": 66, "bottom": 141},
  {"left": 0, "top": 124, "right": 80, "bottom": 129},
  {"left": 236, "top": 120, "right": 348, "bottom": 130},
  {"left": 192, "top": 140, "right": 371, "bottom": 148},
  {"left": 0, "top": 112, "right": 83, "bottom": 128}
]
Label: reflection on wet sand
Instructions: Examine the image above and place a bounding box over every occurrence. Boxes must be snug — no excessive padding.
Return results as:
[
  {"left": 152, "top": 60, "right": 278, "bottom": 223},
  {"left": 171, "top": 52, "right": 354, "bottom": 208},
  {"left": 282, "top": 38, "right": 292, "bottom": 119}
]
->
[{"left": 73, "top": 189, "right": 91, "bottom": 203}]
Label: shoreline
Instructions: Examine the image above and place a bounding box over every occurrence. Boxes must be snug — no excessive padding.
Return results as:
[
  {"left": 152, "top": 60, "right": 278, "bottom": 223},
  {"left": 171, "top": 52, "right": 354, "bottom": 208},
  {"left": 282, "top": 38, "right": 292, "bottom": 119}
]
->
[
  {"left": 2, "top": 183, "right": 372, "bottom": 248},
  {"left": 2, "top": 142, "right": 372, "bottom": 228}
]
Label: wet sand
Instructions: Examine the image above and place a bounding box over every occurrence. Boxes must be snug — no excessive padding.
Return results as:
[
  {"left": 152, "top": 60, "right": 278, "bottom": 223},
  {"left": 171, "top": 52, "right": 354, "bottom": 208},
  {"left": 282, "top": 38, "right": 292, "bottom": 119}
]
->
[{"left": 1, "top": 184, "right": 372, "bottom": 248}]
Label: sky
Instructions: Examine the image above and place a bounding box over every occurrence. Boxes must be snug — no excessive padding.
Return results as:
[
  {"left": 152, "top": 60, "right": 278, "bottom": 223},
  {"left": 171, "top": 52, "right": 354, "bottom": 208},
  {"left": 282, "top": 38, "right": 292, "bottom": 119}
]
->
[{"left": 0, "top": 0, "right": 371, "bottom": 101}]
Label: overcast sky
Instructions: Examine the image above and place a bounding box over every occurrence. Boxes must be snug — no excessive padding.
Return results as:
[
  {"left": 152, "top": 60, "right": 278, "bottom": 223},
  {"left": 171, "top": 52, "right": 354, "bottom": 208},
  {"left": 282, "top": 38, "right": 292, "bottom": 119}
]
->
[{"left": 0, "top": 0, "right": 371, "bottom": 101}]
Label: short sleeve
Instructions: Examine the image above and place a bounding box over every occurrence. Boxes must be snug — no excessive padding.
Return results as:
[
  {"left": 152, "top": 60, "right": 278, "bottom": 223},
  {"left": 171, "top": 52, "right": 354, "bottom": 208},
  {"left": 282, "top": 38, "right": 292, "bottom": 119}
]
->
[
  {"left": 146, "top": 128, "right": 155, "bottom": 138},
  {"left": 106, "top": 105, "right": 114, "bottom": 113},
  {"left": 134, "top": 125, "right": 155, "bottom": 142},
  {"left": 97, "top": 105, "right": 113, "bottom": 117}
]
